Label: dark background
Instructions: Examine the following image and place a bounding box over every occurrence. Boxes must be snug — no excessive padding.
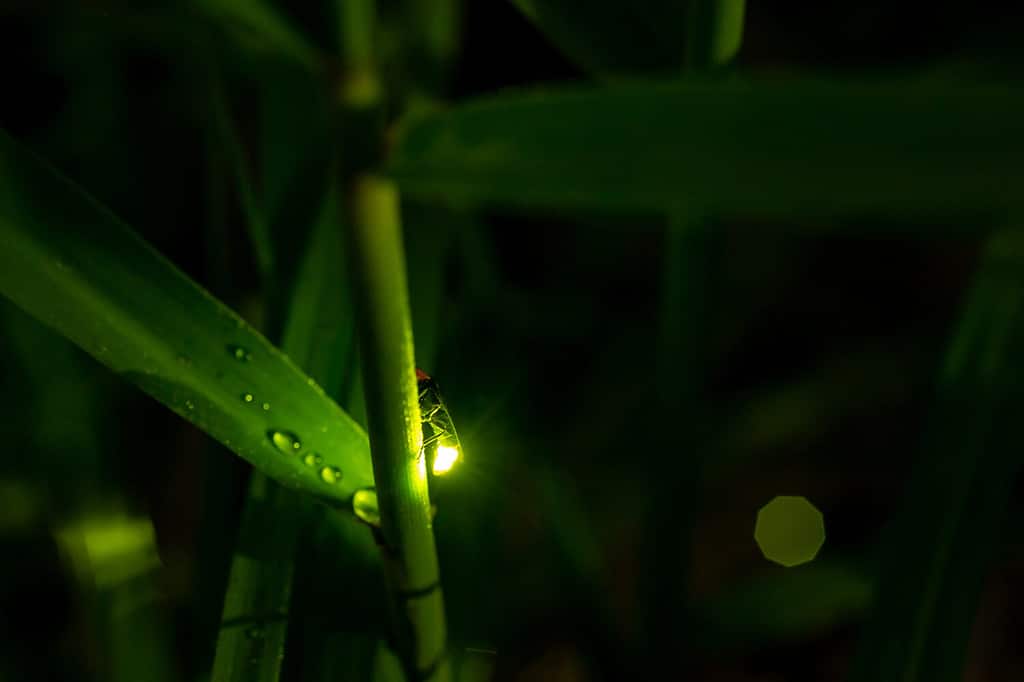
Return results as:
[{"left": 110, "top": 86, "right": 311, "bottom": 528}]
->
[{"left": 1, "top": 2, "right": 1023, "bottom": 680}]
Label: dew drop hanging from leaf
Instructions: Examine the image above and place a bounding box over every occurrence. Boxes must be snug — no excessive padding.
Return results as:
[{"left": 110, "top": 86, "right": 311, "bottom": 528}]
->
[
  {"left": 320, "top": 466, "right": 343, "bottom": 484},
  {"left": 268, "top": 430, "right": 301, "bottom": 455},
  {"left": 227, "top": 344, "right": 252, "bottom": 362},
  {"left": 352, "top": 488, "right": 380, "bottom": 527}
]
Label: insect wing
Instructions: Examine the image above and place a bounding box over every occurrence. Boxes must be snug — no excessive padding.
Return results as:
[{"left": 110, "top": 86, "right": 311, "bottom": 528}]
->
[{"left": 417, "top": 374, "right": 462, "bottom": 459}]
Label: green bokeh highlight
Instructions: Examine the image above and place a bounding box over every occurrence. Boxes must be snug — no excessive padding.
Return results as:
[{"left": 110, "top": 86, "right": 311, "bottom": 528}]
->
[{"left": 754, "top": 495, "right": 826, "bottom": 568}]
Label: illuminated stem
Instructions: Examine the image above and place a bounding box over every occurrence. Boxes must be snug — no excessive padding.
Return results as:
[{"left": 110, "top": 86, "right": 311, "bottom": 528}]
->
[
  {"left": 347, "top": 176, "right": 451, "bottom": 681},
  {"left": 335, "top": 2, "right": 448, "bottom": 676}
]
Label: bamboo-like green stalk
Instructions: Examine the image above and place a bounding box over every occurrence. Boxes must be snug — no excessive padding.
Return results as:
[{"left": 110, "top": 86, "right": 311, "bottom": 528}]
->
[
  {"left": 405, "top": 0, "right": 460, "bottom": 95},
  {"left": 333, "top": 5, "right": 448, "bottom": 673},
  {"left": 336, "top": 0, "right": 381, "bottom": 109},
  {"left": 346, "top": 176, "right": 450, "bottom": 681}
]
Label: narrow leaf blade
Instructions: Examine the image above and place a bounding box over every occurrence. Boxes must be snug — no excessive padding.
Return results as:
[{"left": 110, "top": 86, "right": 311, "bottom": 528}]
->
[
  {"left": 693, "top": 558, "right": 873, "bottom": 653},
  {"left": 848, "top": 229, "right": 1024, "bottom": 681},
  {"left": 194, "top": 0, "right": 322, "bottom": 71},
  {"left": 510, "top": 0, "right": 690, "bottom": 76},
  {"left": 209, "top": 67, "right": 275, "bottom": 280},
  {"left": 390, "top": 79, "right": 1024, "bottom": 218},
  {"left": 211, "top": 474, "right": 303, "bottom": 682},
  {"left": 211, "top": 190, "right": 361, "bottom": 682},
  {"left": 0, "top": 128, "right": 373, "bottom": 507}
]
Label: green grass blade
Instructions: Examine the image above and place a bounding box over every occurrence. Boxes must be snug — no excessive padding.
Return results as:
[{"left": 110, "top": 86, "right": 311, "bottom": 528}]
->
[
  {"left": 692, "top": 558, "right": 873, "bottom": 653},
  {"left": 258, "top": 64, "right": 334, "bottom": 280},
  {"left": 279, "top": 190, "right": 356, "bottom": 403},
  {"left": 193, "top": 0, "right": 323, "bottom": 71},
  {"left": 211, "top": 189, "right": 361, "bottom": 682},
  {"left": 0, "top": 128, "right": 373, "bottom": 508},
  {"left": 404, "top": 203, "right": 459, "bottom": 370},
  {"left": 210, "top": 474, "right": 303, "bottom": 682},
  {"left": 403, "top": 0, "right": 461, "bottom": 93},
  {"left": 847, "top": 229, "right": 1024, "bottom": 682},
  {"left": 389, "top": 79, "right": 1024, "bottom": 218},
  {"left": 684, "top": 0, "right": 745, "bottom": 70},
  {"left": 209, "top": 67, "right": 275, "bottom": 282},
  {"left": 509, "top": 0, "right": 690, "bottom": 77}
]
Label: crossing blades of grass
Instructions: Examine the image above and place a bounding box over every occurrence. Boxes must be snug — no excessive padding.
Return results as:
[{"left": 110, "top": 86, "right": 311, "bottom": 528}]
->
[
  {"left": 0, "top": 128, "right": 373, "bottom": 510},
  {"left": 847, "top": 228, "right": 1024, "bottom": 682},
  {"left": 211, "top": 178, "right": 368, "bottom": 682},
  {"left": 389, "top": 78, "right": 1024, "bottom": 219}
]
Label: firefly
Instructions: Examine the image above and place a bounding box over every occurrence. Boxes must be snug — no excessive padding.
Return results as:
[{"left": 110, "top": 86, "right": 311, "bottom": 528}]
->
[{"left": 416, "top": 368, "right": 462, "bottom": 477}]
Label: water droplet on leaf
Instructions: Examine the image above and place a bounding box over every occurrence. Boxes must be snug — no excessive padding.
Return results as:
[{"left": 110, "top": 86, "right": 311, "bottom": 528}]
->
[
  {"left": 320, "top": 466, "right": 343, "bottom": 484},
  {"left": 303, "top": 453, "right": 323, "bottom": 467},
  {"left": 228, "top": 345, "right": 251, "bottom": 362},
  {"left": 262, "top": 402, "right": 271, "bottom": 411},
  {"left": 185, "top": 400, "right": 195, "bottom": 411},
  {"left": 352, "top": 488, "right": 380, "bottom": 527},
  {"left": 242, "top": 393, "right": 254, "bottom": 403},
  {"left": 268, "top": 430, "right": 301, "bottom": 455}
]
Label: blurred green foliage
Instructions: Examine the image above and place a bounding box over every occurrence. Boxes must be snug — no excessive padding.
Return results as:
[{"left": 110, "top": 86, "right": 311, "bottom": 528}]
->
[{"left": 1, "top": 2, "right": 1024, "bottom": 681}]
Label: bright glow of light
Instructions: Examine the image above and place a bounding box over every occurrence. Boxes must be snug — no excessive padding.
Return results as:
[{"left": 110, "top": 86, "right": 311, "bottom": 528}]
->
[{"left": 433, "top": 445, "right": 459, "bottom": 475}]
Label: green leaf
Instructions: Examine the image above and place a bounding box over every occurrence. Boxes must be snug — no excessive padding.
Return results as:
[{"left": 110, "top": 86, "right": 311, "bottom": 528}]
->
[
  {"left": 847, "top": 229, "right": 1024, "bottom": 682},
  {"left": 193, "top": 0, "right": 323, "bottom": 71},
  {"left": 389, "top": 79, "right": 1024, "bottom": 218},
  {"left": 693, "top": 558, "right": 873, "bottom": 652},
  {"left": 210, "top": 187, "right": 364, "bottom": 682},
  {"left": 280, "top": 190, "right": 357, "bottom": 404},
  {"left": 209, "top": 66, "right": 274, "bottom": 281},
  {"left": 0, "top": 128, "right": 373, "bottom": 508},
  {"left": 404, "top": 202, "right": 460, "bottom": 370},
  {"left": 210, "top": 474, "right": 303, "bottom": 682},
  {"left": 509, "top": 0, "right": 690, "bottom": 77},
  {"left": 683, "top": 0, "right": 746, "bottom": 71},
  {"left": 258, "top": 61, "right": 335, "bottom": 309}
]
